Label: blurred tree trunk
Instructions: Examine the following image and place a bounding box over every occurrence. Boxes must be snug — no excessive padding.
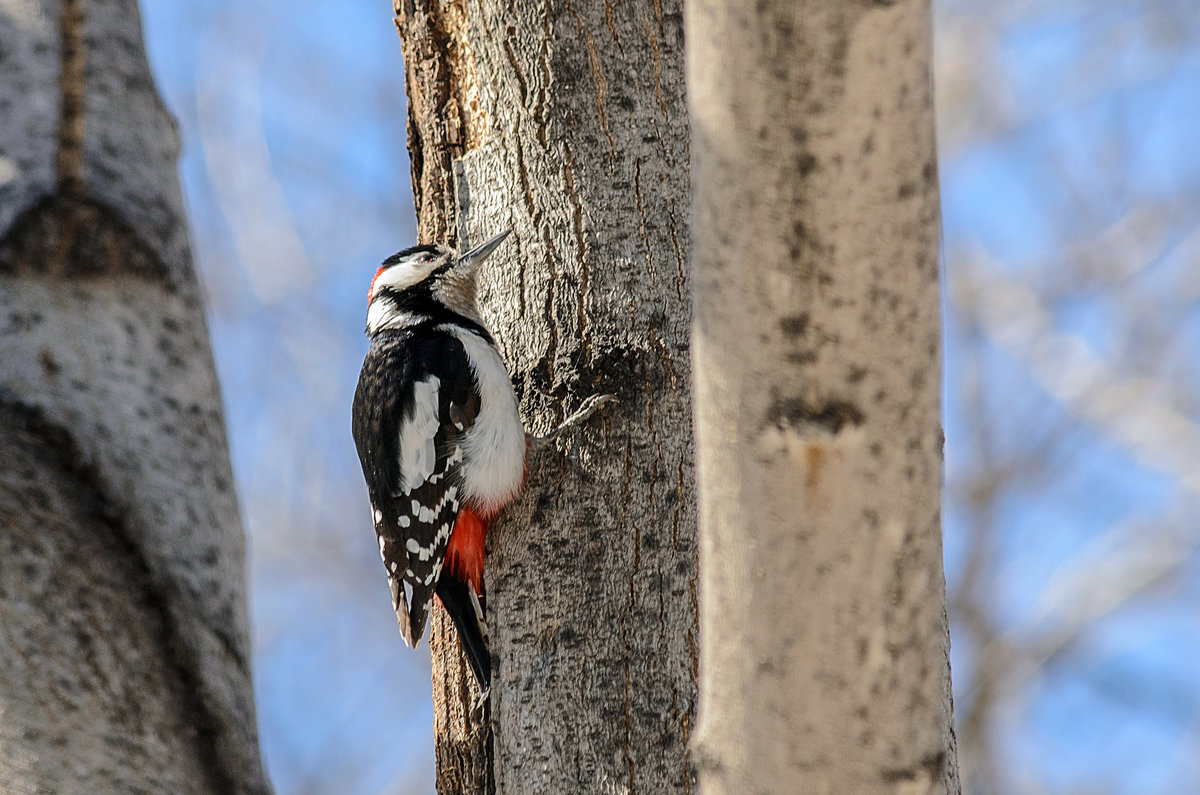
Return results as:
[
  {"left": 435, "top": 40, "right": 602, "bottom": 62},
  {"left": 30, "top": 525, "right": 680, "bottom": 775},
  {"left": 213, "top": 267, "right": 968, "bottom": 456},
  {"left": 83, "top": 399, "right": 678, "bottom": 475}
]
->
[
  {"left": 394, "top": 0, "right": 696, "bottom": 792},
  {"left": 0, "top": 1, "right": 269, "bottom": 792},
  {"left": 686, "top": 1, "right": 959, "bottom": 793}
]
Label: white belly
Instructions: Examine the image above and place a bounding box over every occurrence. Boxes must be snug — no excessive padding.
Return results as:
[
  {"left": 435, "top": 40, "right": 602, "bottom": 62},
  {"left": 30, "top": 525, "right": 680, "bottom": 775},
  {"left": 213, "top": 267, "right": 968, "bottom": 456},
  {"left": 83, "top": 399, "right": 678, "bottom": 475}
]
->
[{"left": 444, "top": 326, "right": 527, "bottom": 514}]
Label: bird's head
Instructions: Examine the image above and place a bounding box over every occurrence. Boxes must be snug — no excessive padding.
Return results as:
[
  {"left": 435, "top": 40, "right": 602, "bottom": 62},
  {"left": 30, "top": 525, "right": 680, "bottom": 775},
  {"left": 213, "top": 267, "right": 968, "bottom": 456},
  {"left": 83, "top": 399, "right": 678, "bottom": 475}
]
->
[{"left": 366, "top": 230, "right": 511, "bottom": 334}]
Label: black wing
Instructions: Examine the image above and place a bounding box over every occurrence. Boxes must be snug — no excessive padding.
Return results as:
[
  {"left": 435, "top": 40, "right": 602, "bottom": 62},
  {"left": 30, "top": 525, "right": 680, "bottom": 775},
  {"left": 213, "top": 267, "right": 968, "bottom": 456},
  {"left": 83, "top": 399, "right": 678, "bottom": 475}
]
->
[{"left": 351, "top": 329, "right": 479, "bottom": 646}]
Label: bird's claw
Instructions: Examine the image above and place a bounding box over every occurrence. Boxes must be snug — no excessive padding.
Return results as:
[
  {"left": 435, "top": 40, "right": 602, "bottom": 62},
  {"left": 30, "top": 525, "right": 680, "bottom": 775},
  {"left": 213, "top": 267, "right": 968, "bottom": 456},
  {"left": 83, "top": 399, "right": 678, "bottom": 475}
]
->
[{"left": 529, "top": 393, "right": 618, "bottom": 450}]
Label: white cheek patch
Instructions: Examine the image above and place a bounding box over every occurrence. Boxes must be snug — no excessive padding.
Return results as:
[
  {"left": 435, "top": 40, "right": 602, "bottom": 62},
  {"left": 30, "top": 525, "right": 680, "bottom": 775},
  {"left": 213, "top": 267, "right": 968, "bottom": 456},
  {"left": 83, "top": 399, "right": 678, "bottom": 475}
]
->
[
  {"left": 366, "top": 301, "right": 427, "bottom": 335},
  {"left": 399, "top": 376, "right": 441, "bottom": 491},
  {"left": 372, "top": 260, "right": 437, "bottom": 294}
]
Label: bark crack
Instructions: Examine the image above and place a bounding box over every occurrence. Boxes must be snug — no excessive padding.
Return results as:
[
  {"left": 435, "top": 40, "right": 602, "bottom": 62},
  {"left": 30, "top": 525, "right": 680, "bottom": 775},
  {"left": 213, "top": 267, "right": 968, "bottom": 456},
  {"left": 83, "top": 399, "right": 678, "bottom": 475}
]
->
[
  {"left": 562, "top": 154, "right": 592, "bottom": 363},
  {"left": 671, "top": 456, "right": 685, "bottom": 550},
  {"left": 641, "top": 14, "right": 671, "bottom": 124},
  {"left": 511, "top": 140, "right": 543, "bottom": 320},
  {"left": 665, "top": 198, "right": 686, "bottom": 299},
  {"left": 56, "top": 0, "right": 87, "bottom": 196},
  {"left": 501, "top": 36, "right": 529, "bottom": 108},
  {"left": 603, "top": 0, "right": 620, "bottom": 42},
  {"left": 567, "top": 0, "right": 616, "bottom": 155},
  {"left": 647, "top": 326, "right": 678, "bottom": 387},
  {"left": 633, "top": 160, "right": 657, "bottom": 279},
  {"left": 619, "top": 439, "right": 639, "bottom": 795},
  {"left": 766, "top": 396, "right": 866, "bottom": 435},
  {"left": 540, "top": 227, "right": 561, "bottom": 417},
  {"left": 535, "top": 10, "right": 553, "bottom": 148}
]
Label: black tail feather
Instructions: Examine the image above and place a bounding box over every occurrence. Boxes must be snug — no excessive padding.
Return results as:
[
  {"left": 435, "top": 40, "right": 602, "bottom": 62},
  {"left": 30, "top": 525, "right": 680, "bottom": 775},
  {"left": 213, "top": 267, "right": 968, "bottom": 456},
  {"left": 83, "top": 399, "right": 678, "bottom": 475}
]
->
[{"left": 435, "top": 575, "right": 492, "bottom": 694}]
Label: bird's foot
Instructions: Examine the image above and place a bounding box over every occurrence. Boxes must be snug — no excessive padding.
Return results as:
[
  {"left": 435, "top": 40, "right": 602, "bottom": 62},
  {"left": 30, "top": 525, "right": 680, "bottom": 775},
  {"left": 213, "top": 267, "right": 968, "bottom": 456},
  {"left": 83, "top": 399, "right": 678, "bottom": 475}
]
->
[{"left": 528, "top": 394, "right": 618, "bottom": 453}]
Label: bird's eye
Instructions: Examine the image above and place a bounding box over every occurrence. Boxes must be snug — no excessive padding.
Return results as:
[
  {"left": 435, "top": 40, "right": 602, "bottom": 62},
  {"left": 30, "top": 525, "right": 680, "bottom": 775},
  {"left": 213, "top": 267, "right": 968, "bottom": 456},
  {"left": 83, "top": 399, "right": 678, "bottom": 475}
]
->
[{"left": 421, "top": 255, "right": 434, "bottom": 263}]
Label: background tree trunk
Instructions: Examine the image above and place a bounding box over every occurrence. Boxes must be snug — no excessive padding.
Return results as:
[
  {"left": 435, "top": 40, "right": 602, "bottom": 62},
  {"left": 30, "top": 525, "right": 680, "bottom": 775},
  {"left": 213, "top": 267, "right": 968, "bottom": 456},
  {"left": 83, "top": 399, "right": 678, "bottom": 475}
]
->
[
  {"left": 394, "top": 0, "right": 697, "bottom": 792},
  {"left": 686, "top": 1, "right": 959, "bottom": 793},
  {"left": 0, "top": 0, "right": 269, "bottom": 791}
]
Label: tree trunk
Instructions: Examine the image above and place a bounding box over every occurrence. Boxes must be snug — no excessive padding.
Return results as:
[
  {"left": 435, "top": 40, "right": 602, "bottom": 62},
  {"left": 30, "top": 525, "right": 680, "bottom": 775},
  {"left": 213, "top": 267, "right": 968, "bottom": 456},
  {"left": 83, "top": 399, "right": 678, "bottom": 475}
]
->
[
  {"left": 686, "top": 1, "right": 959, "bottom": 793},
  {"left": 394, "top": 0, "right": 696, "bottom": 792},
  {"left": 0, "top": 1, "right": 269, "bottom": 792}
]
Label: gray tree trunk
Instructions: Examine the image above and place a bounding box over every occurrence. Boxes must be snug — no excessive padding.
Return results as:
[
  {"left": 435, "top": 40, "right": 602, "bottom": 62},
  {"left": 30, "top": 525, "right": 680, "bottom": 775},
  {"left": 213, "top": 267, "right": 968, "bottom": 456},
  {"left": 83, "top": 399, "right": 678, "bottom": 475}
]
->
[
  {"left": 0, "top": 0, "right": 269, "bottom": 792},
  {"left": 686, "top": 1, "right": 960, "bottom": 793},
  {"left": 394, "top": 0, "right": 697, "bottom": 792}
]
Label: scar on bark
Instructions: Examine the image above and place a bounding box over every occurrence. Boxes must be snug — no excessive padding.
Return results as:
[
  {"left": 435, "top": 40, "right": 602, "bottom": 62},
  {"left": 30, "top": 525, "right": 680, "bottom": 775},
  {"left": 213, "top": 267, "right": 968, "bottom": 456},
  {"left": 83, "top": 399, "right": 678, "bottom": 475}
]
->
[{"left": 766, "top": 397, "right": 865, "bottom": 434}]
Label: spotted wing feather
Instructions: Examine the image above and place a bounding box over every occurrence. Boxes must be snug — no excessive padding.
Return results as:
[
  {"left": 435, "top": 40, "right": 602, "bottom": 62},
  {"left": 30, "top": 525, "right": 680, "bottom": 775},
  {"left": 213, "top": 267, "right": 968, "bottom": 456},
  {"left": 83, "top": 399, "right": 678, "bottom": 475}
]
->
[{"left": 351, "top": 329, "right": 479, "bottom": 646}]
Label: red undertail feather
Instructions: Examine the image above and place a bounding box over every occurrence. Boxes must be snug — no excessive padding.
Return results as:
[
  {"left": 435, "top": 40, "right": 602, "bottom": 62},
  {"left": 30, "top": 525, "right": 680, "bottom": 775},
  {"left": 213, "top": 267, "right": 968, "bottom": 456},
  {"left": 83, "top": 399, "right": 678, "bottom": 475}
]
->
[{"left": 445, "top": 506, "right": 487, "bottom": 593}]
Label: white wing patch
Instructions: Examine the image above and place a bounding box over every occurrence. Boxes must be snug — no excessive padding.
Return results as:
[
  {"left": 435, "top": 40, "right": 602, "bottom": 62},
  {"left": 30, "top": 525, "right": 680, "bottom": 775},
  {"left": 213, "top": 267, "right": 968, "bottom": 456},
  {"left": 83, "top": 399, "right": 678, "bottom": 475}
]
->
[{"left": 400, "top": 376, "right": 441, "bottom": 491}]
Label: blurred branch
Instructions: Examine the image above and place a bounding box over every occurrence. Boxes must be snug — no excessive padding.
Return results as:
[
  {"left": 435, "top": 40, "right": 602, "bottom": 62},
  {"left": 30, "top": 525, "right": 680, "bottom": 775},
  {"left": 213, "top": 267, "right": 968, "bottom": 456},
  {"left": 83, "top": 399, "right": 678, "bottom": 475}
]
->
[
  {"left": 194, "top": 29, "right": 314, "bottom": 303},
  {"left": 956, "top": 255, "right": 1200, "bottom": 497}
]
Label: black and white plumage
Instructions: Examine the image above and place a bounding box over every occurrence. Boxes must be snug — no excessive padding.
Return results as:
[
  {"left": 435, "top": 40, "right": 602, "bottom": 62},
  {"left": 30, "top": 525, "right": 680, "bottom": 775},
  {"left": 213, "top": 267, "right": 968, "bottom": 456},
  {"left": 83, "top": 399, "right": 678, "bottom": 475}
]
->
[{"left": 351, "top": 231, "right": 525, "bottom": 694}]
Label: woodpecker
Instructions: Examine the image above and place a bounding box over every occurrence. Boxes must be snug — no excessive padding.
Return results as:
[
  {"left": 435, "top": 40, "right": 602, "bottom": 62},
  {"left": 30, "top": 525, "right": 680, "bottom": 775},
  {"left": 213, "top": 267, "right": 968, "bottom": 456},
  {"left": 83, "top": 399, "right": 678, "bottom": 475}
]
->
[{"left": 351, "top": 230, "right": 524, "bottom": 694}]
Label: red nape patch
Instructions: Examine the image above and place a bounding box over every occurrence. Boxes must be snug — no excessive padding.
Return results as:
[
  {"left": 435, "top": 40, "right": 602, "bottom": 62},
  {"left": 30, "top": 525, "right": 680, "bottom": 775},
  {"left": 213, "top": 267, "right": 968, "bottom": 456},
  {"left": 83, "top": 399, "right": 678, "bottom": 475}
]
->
[
  {"left": 445, "top": 506, "right": 488, "bottom": 593},
  {"left": 367, "top": 265, "right": 387, "bottom": 302}
]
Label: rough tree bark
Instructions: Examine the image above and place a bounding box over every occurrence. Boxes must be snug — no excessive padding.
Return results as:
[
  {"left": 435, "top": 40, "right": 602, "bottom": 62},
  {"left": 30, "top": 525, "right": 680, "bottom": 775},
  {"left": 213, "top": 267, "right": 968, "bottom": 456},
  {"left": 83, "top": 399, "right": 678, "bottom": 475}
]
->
[
  {"left": 394, "top": 0, "right": 696, "bottom": 792},
  {"left": 0, "top": 1, "right": 269, "bottom": 792},
  {"left": 686, "top": 1, "right": 960, "bottom": 793}
]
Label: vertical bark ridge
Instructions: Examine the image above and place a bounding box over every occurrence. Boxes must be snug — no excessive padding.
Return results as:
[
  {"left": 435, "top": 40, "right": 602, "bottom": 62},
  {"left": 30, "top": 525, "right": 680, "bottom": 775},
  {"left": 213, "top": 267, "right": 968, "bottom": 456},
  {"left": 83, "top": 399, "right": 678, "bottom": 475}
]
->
[
  {"left": 394, "top": 0, "right": 484, "bottom": 245},
  {"left": 394, "top": 3, "right": 495, "bottom": 791}
]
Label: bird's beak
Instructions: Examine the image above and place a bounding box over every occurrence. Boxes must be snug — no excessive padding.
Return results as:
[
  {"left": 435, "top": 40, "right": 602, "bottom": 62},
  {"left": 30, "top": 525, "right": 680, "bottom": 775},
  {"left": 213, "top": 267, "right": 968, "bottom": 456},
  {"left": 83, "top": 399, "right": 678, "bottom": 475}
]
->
[{"left": 457, "top": 229, "right": 512, "bottom": 270}]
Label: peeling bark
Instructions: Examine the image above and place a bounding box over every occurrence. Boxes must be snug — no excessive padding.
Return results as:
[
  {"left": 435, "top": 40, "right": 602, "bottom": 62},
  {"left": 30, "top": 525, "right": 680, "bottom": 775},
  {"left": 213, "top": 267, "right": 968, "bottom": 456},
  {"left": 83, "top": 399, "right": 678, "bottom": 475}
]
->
[
  {"left": 394, "top": 0, "right": 697, "bottom": 792},
  {"left": 0, "top": 1, "right": 269, "bottom": 791},
  {"left": 686, "top": 1, "right": 959, "bottom": 793}
]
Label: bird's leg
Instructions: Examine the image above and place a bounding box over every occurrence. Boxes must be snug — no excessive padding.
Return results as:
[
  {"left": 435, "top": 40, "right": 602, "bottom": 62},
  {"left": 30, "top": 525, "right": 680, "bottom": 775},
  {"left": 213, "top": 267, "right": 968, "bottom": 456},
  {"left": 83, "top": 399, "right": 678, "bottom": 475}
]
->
[{"left": 528, "top": 393, "right": 618, "bottom": 453}]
